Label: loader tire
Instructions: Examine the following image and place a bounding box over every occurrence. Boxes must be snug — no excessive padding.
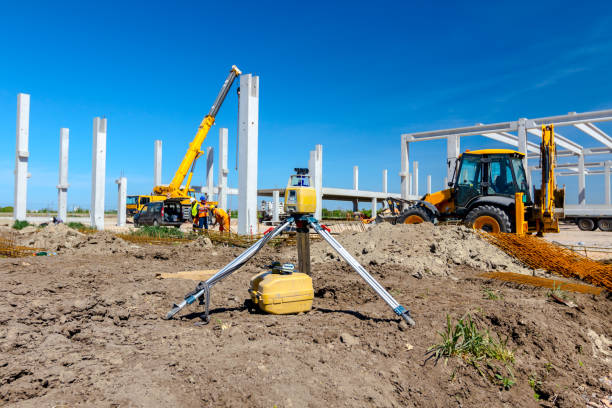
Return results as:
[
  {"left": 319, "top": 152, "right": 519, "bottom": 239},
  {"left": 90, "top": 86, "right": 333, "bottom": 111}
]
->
[
  {"left": 397, "top": 206, "right": 432, "bottom": 224},
  {"left": 465, "top": 205, "right": 511, "bottom": 233}
]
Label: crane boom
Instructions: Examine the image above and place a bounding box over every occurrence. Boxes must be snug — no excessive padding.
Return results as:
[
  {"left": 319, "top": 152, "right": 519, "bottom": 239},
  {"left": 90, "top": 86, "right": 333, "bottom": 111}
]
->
[{"left": 153, "top": 65, "right": 241, "bottom": 198}]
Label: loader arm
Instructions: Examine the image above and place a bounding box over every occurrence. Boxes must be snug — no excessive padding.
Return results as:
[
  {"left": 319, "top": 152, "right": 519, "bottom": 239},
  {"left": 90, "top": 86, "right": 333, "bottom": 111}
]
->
[{"left": 153, "top": 65, "right": 241, "bottom": 197}]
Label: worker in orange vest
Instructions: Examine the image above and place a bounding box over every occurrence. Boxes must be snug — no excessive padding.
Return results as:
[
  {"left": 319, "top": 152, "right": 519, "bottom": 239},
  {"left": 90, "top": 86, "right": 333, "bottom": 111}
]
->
[{"left": 213, "top": 207, "right": 230, "bottom": 233}]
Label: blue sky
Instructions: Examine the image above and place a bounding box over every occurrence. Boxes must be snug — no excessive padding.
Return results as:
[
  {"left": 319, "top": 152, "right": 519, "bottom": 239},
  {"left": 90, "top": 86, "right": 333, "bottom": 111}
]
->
[{"left": 1, "top": 1, "right": 611, "bottom": 210}]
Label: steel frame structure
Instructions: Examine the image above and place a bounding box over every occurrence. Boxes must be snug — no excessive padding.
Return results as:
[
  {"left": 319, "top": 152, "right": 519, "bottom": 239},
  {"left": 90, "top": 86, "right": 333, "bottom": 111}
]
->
[{"left": 400, "top": 109, "right": 612, "bottom": 206}]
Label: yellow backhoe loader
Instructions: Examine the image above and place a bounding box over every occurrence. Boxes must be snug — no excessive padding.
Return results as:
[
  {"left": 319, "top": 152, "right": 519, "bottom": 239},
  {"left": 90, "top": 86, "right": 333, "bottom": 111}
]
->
[{"left": 378, "top": 125, "right": 564, "bottom": 235}]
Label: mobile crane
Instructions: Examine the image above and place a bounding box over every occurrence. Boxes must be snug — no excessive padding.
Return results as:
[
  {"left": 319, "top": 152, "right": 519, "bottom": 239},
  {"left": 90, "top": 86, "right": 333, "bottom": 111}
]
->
[
  {"left": 378, "top": 125, "right": 564, "bottom": 236},
  {"left": 127, "top": 65, "right": 241, "bottom": 216}
]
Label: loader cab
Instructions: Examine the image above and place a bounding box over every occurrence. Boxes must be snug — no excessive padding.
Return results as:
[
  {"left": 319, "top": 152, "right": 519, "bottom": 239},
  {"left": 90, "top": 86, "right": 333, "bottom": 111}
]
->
[{"left": 454, "top": 150, "right": 530, "bottom": 212}]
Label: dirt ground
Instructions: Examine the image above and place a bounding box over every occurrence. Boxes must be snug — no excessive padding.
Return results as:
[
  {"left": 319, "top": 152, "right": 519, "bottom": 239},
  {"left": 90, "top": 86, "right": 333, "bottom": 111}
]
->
[{"left": 1, "top": 223, "right": 611, "bottom": 407}]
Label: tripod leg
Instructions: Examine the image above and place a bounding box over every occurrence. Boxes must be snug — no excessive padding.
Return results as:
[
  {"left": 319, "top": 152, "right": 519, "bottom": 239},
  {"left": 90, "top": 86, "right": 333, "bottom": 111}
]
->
[
  {"left": 308, "top": 218, "right": 415, "bottom": 327},
  {"left": 165, "top": 218, "right": 294, "bottom": 320}
]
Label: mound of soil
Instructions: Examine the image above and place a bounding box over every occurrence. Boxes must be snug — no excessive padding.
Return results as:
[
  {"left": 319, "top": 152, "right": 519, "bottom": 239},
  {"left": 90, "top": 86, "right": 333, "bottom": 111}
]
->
[{"left": 309, "top": 223, "right": 530, "bottom": 276}]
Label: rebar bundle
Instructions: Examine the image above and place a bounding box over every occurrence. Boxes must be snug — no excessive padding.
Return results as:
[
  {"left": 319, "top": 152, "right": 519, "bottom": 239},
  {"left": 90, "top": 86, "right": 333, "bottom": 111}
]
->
[
  {"left": 116, "top": 234, "right": 192, "bottom": 245},
  {"left": 0, "top": 237, "right": 41, "bottom": 258},
  {"left": 481, "top": 232, "right": 612, "bottom": 291}
]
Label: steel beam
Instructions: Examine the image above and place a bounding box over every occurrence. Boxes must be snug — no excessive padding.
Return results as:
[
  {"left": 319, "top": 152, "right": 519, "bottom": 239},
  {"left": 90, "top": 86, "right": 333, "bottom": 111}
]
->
[
  {"left": 574, "top": 123, "right": 612, "bottom": 148},
  {"left": 527, "top": 128, "right": 582, "bottom": 154}
]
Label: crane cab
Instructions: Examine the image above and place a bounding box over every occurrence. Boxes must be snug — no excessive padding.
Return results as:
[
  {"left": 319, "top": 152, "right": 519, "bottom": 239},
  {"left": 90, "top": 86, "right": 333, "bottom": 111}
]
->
[{"left": 284, "top": 168, "right": 316, "bottom": 215}]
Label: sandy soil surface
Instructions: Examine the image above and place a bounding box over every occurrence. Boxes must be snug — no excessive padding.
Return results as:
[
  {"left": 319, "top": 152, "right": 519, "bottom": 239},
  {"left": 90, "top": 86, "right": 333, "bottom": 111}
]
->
[
  {"left": 1, "top": 224, "right": 611, "bottom": 407},
  {"left": 544, "top": 223, "right": 612, "bottom": 261}
]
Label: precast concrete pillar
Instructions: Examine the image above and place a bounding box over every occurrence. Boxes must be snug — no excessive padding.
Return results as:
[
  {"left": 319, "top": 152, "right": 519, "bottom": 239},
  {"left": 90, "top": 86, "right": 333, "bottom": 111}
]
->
[
  {"left": 91, "top": 117, "right": 107, "bottom": 230},
  {"left": 272, "top": 190, "right": 280, "bottom": 222},
  {"left": 237, "top": 74, "right": 259, "bottom": 235},
  {"left": 206, "top": 146, "right": 214, "bottom": 200},
  {"left": 353, "top": 166, "right": 359, "bottom": 212},
  {"left": 578, "top": 152, "right": 586, "bottom": 206},
  {"left": 382, "top": 169, "right": 388, "bottom": 194},
  {"left": 57, "top": 128, "right": 69, "bottom": 222},
  {"left": 154, "top": 140, "right": 162, "bottom": 187},
  {"left": 427, "top": 175, "right": 431, "bottom": 194},
  {"left": 371, "top": 197, "right": 377, "bottom": 218},
  {"left": 517, "top": 118, "right": 531, "bottom": 191},
  {"left": 14, "top": 93, "right": 30, "bottom": 221},
  {"left": 412, "top": 161, "right": 419, "bottom": 196},
  {"left": 116, "top": 177, "right": 127, "bottom": 227},
  {"left": 446, "top": 135, "right": 460, "bottom": 186},
  {"left": 314, "top": 144, "right": 322, "bottom": 220},
  {"left": 218, "top": 128, "right": 229, "bottom": 210},
  {"left": 400, "top": 135, "right": 410, "bottom": 199},
  {"left": 604, "top": 161, "right": 611, "bottom": 206}
]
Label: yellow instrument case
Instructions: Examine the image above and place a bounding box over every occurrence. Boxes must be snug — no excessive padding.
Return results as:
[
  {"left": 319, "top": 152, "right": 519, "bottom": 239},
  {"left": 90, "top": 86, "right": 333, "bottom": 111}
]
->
[{"left": 249, "top": 264, "right": 314, "bottom": 315}]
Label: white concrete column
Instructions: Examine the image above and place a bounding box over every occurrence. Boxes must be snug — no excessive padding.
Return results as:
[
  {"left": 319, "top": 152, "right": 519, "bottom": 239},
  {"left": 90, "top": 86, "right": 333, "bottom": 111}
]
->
[
  {"left": 218, "top": 128, "right": 229, "bottom": 210},
  {"left": 237, "top": 74, "right": 259, "bottom": 235},
  {"left": 517, "top": 118, "right": 531, "bottom": 191},
  {"left": 400, "top": 135, "right": 410, "bottom": 199},
  {"left": 427, "top": 175, "right": 431, "bottom": 194},
  {"left": 314, "top": 145, "right": 323, "bottom": 220},
  {"left": 446, "top": 135, "right": 460, "bottom": 185},
  {"left": 57, "top": 128, "right": 69, "bottom": 222},
  {"left": 578, "top": 152, "right": 586, "bottom": 206},
  {"left": 272, "top": 190, "right": 280, "bottom": 222},
  {"left": 407, "top": 172, "right": 411, "bottom": 197},
  {"left": 14, "top": 93, "right": 30, "bottom": 221},
  {"left": 412, "top": 161, "right": 419, "bottom": 196},
  {"left": 116, "top": 177, "right": 127, "bottom": 226},
  {"left": 353, "top": 166, "right": 359, "bottom": 190},
  {"left": 605, "top": 161, "right": 611, "bottom": 206},
  {"left": 206, "top": 146, "right": 214, "bottom": 200},
  {"left": 371, "top": 197, "right": 377, "bottom": 218},
  {"left": 91, "top": 117, "right": 107, "bottom": 230},
  {"left": 444, "top": 177, "right": 448, "bottom": 188},
  {"left": 382, "top": 169, "right": 388, "bottom": 194},
  {"left": 154, "top": 140, "right": 162, "bottom": 187}
]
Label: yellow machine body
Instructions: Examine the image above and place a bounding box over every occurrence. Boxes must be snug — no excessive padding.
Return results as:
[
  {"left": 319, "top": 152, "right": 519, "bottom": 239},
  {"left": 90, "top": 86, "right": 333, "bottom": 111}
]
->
[
  {"left": 284, "top": 173, "right": 316, "bottom": 215},
  {"left": 126, "top": 194, "right": 166, "bottom": 215},
  {"left": 249, "top": 268, "right": 314, "bottom": 315}
]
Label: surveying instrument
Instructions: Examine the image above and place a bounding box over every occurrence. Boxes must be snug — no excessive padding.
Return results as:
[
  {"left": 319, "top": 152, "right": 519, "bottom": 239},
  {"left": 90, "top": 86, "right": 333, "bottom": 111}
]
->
[{"left": 165, "top": 168, "right": 415, "bottom": 327}]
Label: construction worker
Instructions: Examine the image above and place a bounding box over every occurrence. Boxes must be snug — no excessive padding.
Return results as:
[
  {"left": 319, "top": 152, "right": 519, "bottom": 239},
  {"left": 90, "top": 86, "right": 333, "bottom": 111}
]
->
[
  {"left": 190, "top": 198, "right": 200, "bottom": 230},
  {"left": 198, "top": 196, "right": 209, "bottom": 230},
  {"left": 213, "top": 207, "right": 230, "bottom": 233}
]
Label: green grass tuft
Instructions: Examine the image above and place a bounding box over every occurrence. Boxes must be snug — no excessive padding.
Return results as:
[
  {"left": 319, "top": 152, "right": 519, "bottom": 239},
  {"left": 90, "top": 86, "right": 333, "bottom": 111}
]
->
[
  {"left": 12, "top": 220, "right": 31, "bottom": 230},
  {"left": 132, "top": 225, "right": 185, "bottom": 239},
  {"left": 66, "top": 222, "right": 96, "bottom": 233}
]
